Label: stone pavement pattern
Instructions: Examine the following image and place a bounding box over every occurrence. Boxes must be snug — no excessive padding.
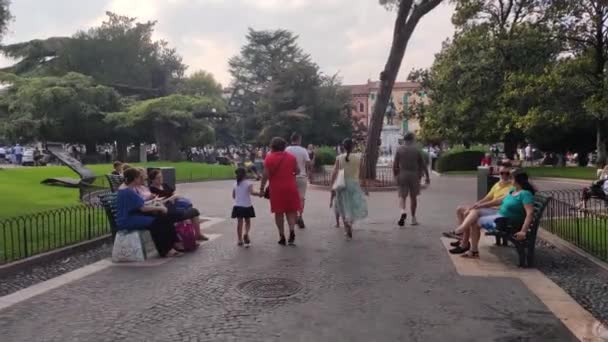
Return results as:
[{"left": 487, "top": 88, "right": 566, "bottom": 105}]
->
[{"left": 0, "top": 177, "right": 578, "bottom": 341}]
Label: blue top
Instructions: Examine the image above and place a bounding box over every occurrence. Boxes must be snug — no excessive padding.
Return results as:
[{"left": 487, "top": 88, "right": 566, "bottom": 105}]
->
[
  {"left": 116, "top": 188, "right": 155, "bottom": 230},
  {"left": 498, "top": 188, "right": 535, "bottom": 224}
]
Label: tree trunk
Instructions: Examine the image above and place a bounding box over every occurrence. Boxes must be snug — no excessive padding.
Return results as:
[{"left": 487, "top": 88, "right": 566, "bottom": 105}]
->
[
  {"left": 154, "top": 124, "right": 181, "bottom": 161},
  {"left": 84, "top": 142, "right": 97, "bottom": 156},
  {"left": 596, "top": 124, "right": 606, "bottom": 167},
  {"left": 363, "top": 1, "right": 422, "bottom": 179},
  {"left": 503, "top": 133, "right": 517, "bottom": 160},
  {"left": 116, "top": 140, "right": 128, "bottom": 162}
]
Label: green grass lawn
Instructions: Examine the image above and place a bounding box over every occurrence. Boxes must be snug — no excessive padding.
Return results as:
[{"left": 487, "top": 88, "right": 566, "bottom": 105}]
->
[
  {"left": 0, "top": 162, "right": 235, "bottom": 218},
  {"left": 544, "top": 217, "right": 608, "bottom": 261},
  {"left": 524, "top": 167, "right": 597, "bottom": 180}
]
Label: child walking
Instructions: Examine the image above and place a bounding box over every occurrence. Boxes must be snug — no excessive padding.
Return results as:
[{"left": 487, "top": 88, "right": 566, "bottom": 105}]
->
[
  {"left": 232, "top": 168, "right": 258, "bottom": 247},
  {"left": 329, "top": 191, "right": 343, "bottom": 228}
]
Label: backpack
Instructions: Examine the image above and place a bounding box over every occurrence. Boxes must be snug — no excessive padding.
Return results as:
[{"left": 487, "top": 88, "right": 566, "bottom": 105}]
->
[{"left": 175, "top": 220, "right": 197, "bottom": 252}]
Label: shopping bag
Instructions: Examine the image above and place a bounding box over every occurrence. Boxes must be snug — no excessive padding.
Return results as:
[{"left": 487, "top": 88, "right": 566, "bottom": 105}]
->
[
  {"left": 112, "top": 230, "right": 146, "bottom": 262},
  {"left": 332, "top": 169, "right": 346, "bottom": 191}
]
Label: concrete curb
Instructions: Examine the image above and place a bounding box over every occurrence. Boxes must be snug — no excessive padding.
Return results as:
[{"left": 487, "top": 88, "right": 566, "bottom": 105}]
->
[
  {"left": 538, "top": 228, "right": 608, "bottom": 274},
  {"left": 0, "top": 235, "right": 112, "bottom": 278}
]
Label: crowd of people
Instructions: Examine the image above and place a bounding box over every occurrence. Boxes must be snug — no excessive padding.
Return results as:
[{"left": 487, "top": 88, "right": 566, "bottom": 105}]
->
[
  {"left": 110, "top": 131, "right": 541, "bottom": 262},
  {"left": 112, "top": 163, "right": 208, "bottom": 258}
]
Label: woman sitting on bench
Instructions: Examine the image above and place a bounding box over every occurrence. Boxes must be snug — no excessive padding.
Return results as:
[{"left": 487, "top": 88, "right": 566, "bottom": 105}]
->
[
  {"left": 461, "top": 171, "right": 536, "bottom": 259},
  {"left": 116, "top": 168, "right": 183, "bottom": 258},
  {"left": 148, "top": 169, "right": 209, "bottom": 241}
]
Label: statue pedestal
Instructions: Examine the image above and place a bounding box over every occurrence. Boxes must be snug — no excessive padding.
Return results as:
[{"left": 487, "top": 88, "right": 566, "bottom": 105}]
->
[{"left": 380, "top": 125, "right": 401, "bottom": 157}]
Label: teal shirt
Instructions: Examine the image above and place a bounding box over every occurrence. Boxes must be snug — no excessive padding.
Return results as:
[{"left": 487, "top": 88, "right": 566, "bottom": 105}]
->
[{"left": 498, "top": 188, "right": 535, "bottom": 224}]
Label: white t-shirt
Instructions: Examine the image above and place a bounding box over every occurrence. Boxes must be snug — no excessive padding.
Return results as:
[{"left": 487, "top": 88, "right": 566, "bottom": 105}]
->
[
  {"left": 234, "top": 180, "right": 253, "bottom": 207},
  {"left": 286, "top": 145, "right": 310, "bottom": 177}
]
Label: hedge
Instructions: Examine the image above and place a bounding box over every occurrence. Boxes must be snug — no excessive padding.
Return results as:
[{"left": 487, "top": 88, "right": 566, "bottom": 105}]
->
[
  {"left": 314, "top": 146, "right": 337, "bottom": 168},
  {"left": 436, "top": 150, "right": 485, "bottom": 172}
]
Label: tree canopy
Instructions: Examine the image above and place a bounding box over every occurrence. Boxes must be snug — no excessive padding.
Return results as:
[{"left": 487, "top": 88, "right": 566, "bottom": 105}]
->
[
  {"left": 0, "top": 12, "right": 186, "bottom": 97},
  {"left": 228, "top": 28, "right": 352, "bottom": 145},
  {"left": 0, "top": 72, "right": 120, "bottom": 148}
]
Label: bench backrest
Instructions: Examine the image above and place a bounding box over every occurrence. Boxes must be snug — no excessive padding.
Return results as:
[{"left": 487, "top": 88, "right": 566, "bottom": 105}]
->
[
  {"left": 106, "top": 174, "right": 124, "bottom": 193},
  {"left": 527, "top": 194, "right": 551, "bottom": 240},
  {"left": 99, "top": 192, "right": 118, "bottom": 236}
]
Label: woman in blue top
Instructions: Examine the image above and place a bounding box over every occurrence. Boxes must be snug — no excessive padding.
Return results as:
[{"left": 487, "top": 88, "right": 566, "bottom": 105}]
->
[
  {"left": 464, "top": 171, "right": 536, "bottom": 259},
  {"left": 117, "top": 168, "right": 183, "bottom": 257}
]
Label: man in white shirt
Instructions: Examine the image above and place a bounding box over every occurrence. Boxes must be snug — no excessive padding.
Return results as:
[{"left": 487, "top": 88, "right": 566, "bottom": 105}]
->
[{"left": 286, "top": 132, "right": 311, "bottom": 229}]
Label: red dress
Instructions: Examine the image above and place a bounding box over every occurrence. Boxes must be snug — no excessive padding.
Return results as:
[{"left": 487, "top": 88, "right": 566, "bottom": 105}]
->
[{"left": 264, "top": 151, "right": 301, "bottom": 213}]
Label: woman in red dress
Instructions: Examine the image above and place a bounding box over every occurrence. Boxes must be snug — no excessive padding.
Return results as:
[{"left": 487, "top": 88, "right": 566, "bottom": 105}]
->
[{"left": 259, "top": 137, "right": 301, "bottom": 246}]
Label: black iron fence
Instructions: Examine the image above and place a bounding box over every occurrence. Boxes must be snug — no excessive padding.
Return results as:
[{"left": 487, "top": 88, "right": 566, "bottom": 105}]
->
[
  {"left": 540, "top": 189, "right": 608, "bottom": 262},
  {"left": 0, "top": 204, "right": 110, "bottom": 264},
  {"left": 310, "top": 166, "right": 397, "bottom": 187}
]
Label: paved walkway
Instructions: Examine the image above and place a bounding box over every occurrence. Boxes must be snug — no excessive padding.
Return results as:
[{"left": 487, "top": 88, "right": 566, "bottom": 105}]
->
[{"left": 0, "top": 177, "right": 589, "bottom": 341}]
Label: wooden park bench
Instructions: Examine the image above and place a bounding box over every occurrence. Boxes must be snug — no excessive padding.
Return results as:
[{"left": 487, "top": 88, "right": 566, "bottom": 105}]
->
[
  {"left": 106, "top": 174, "right": 124, "bottom": 193},
  {"left": 491, "top": 194, "right": 551, "bottom": 268},
  {"left": 98, "top": 192, "right": 156, "bottom": 262}
]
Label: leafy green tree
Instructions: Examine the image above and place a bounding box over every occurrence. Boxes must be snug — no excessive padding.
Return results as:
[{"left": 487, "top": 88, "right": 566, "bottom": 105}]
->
[
  {"left": 546, "top": 0, "right": 608, "bottom": 165},
  {"left": 422, "top": 0, "right": 559, "bottom": 157},
  {"left": 0, "top": 72, "right": 121, "bottom": 152},
  {"left": 108, "top": 95, "right": 225, "bottom": 161},
  {"left": 0, "top": 0, "right": 12, "bottom": 41},
  {"left": 0, "top": 12, "right": 186, "bottom": 97},
  {"left": 177, "top": 70, "right": 222, "bottom": 97},
  {"left": 228, "top": 28, "right": 352, "bottom": 145}
]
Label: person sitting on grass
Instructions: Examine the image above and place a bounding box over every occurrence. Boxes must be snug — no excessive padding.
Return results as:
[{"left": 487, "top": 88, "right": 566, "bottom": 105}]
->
[
  {"left": 461, "top": 171, "right": 536, "bottom": 259},
  {"left": 148, "top": 169, "right": 209, "bottom": 241},
  {"left": 443, "top": 165, "right": 513, "bottom": 248},
  {"left": 116, "top": 168, "right": 183, "bottom": 258}
]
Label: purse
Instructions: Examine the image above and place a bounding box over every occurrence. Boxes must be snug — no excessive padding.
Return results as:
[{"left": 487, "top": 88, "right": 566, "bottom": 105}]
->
[
  {"left": 264, "top": 154, "right": 287, "bottom": 199},
  {"left": 332, "top": 158, "right": 346, "bottom": 191}
]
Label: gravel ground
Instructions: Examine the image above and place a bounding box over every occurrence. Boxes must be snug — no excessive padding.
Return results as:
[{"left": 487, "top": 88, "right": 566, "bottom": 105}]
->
[
  {"left": 535, "top": 239, "right": 608, "bottom": 323},
  {"left": 0, "top": 243, "right": 112, "bottom": 297}
]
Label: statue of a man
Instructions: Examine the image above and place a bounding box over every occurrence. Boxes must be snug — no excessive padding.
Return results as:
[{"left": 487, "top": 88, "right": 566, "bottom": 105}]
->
[{"left": 385, "top": 99, "right": 396, "bottom": 125}]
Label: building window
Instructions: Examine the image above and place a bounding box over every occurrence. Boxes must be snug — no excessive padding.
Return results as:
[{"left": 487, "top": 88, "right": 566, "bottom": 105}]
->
[
  {"left": 359, "top": 103, "right": 364, "bottom": 112},
  {"left": 370, "top": 93, "right": 375, "bottom": 100}
]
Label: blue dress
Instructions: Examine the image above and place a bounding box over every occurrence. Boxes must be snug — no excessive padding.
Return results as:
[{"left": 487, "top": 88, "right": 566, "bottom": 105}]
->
[{"left": 334, "top": 154, "right": 368, "bottom": 223}]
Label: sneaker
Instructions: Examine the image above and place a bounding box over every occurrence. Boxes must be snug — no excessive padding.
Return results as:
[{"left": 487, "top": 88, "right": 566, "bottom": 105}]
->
[
  {"left": 237, "top": 241, "right": 244, "bottom": 247},
  {"left": 243, "top": 234, "right": 251, "bottom": 247},
  {"left": 449, "top": 245, "right": 470, "bottom": 254},
  {"left": 278, "top": 237, "right": 286, "bottom": 246},
  {"left": 442, "top": 231, "right": 462, "bottom": 240},
  {"left": 398, "top": 213, "right": 407, "bottom": 227},
  {"left": 411, "top": 217, "right": 419, "bottom": 226},
  {"left": 297, "top": 217, "right": 306, "bottom": 229},
  {"left": 450, "top": 240, "right": 461, "bottom": 247},
  {"left": 288, "top": 231, "right": 296, "bottom": 246}
]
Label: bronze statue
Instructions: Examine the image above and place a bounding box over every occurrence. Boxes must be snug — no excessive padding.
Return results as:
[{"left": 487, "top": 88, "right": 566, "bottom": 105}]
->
[{"left": 385, "top": 98, "right": 396, "bottom": 125}]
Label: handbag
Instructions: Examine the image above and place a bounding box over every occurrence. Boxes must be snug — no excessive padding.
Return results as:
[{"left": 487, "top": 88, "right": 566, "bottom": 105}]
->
[
  {"left": 175, "top": 220, "right": 197, "bottom": 252},
  {"left": 112, "top": 230, "right": 146, "bottom": 262},
  {"left": 264, "top": 153, "right": 287, "bottom": 199},
  {"left": 332, "top": 158, "right": 346, "bottom": 191},
  {"left": 332, "top": 169, "right": 346, "bottom": 191}
]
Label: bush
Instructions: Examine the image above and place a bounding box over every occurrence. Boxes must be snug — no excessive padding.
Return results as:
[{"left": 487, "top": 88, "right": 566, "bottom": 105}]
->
[
  {"left": 436, "top": 150, "right": 485, "bottom": 172},
  {"left": 314, "top": 146, "right": 337, "bottom": 168}
]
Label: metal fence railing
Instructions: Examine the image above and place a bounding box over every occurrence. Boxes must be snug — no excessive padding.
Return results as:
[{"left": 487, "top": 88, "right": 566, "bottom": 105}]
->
[
  {"left": 540, "top": 189, "right": 608, "bottom": 262},
  {"left": 0, "top": 204, "right": 110, "bottom": 264},
  {"left": 310, "top": 166, "right": 397, "bottom": 187}
]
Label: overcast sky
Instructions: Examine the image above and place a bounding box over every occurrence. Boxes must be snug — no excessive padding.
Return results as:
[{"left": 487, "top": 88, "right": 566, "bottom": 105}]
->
[{"left": 0, "top": 0, "right": 455, "bottom": 86}]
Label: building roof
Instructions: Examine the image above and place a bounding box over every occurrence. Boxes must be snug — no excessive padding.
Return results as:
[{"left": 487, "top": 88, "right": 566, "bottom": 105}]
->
[{"left": 342, "top": 80, "right": 421, "bottom": 95}]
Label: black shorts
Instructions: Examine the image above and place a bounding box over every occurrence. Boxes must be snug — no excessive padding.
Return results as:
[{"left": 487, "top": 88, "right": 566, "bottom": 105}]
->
[{"left": 232, "top": 206, "right": 256, "bottom": 219}]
